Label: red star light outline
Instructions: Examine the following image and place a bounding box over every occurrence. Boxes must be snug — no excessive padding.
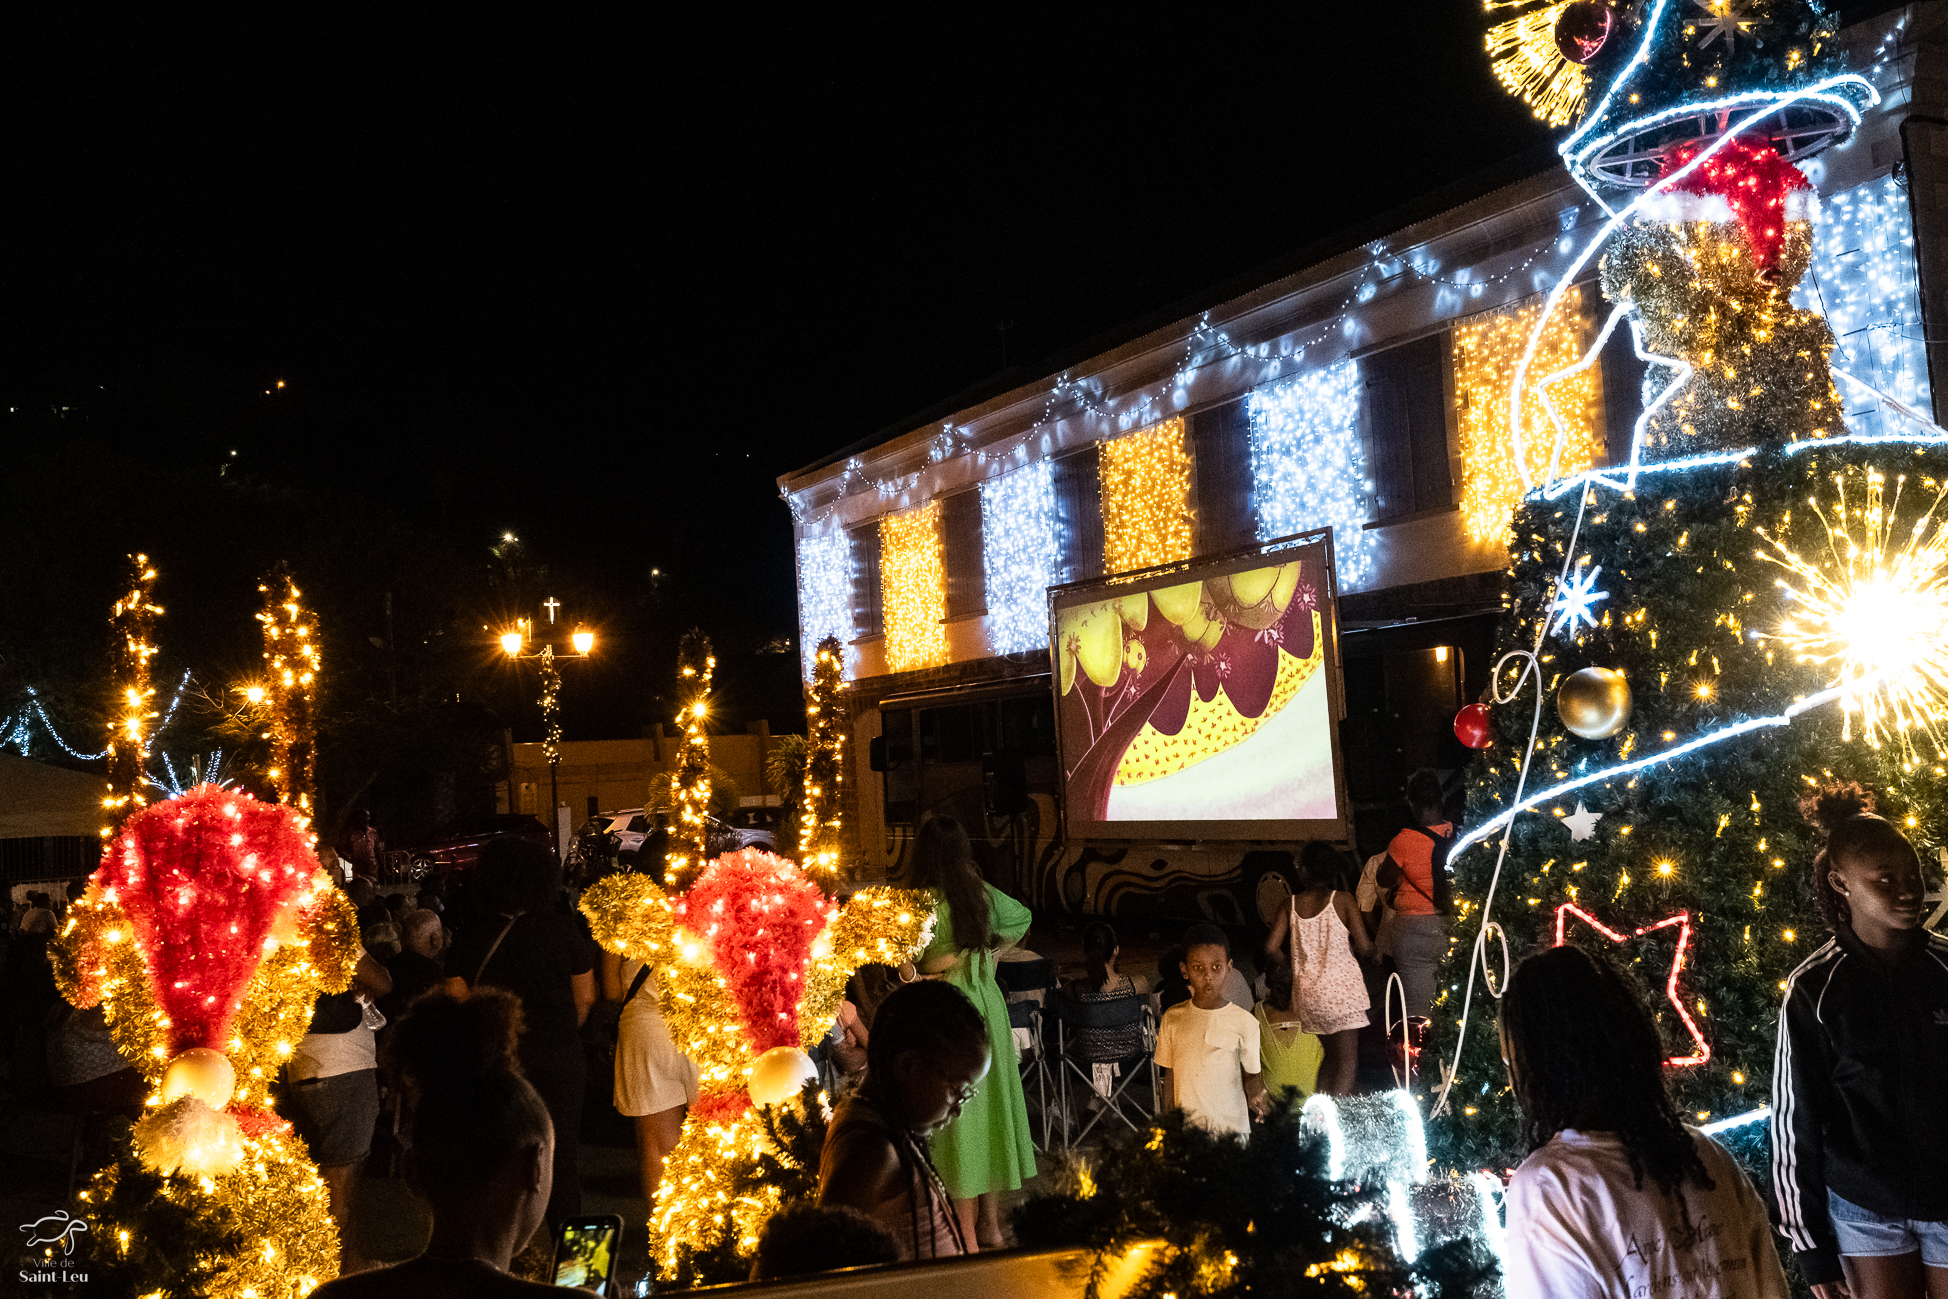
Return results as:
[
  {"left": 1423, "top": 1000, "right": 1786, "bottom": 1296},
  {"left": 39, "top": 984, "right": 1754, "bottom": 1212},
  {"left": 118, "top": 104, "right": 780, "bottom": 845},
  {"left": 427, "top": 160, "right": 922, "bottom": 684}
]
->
[{"left": 1553, "top": 903, "right": 1710, "bottom": 1067}]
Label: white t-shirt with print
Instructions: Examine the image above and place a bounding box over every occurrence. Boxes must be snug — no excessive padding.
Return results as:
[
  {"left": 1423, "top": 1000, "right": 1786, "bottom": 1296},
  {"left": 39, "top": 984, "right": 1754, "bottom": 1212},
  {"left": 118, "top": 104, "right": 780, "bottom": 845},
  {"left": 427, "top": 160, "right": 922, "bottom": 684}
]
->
[
  {"left": 1503, "top": 1127, "right": 1790, "bottom": 1299},
  {"left": 1154, "top": 1000, "right": 1261, "bottom": 1139}
]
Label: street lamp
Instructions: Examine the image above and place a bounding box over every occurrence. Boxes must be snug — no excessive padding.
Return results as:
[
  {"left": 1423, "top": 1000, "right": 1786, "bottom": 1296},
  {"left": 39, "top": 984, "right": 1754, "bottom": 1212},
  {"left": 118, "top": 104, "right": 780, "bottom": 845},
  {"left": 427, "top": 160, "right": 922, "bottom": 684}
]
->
[{"left": 499, "top": 602, "right": 597, "bottom": 862}]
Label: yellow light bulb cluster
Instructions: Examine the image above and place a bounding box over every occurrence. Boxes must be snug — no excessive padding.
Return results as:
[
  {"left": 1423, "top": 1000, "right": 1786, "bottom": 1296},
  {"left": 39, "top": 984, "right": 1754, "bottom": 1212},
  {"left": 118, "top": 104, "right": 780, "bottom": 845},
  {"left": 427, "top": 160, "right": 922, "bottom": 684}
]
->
[
  {"left": 798, "top": 637, "right": 847, "bottom": 883},
  {"left": 1455, "top": 284, "right": 1602, "bottom": 543},
  {"left": 1485, "top": 0, "right": 1592, "bottom": 128},
  {"left": 1100, "top": 418, "right": 1194, "bottom": 574},
  {"left": 103, "top": 554, "right": 163, "bottom": 837},
  {"left": 256, "top": 567, "right": 322, "bottom": 814},
  {"left": 666, "top": 633, "right": 716, "bottom": 892},
  {"left": 879, "top": 501, "right": 947, "bottom": 673}
]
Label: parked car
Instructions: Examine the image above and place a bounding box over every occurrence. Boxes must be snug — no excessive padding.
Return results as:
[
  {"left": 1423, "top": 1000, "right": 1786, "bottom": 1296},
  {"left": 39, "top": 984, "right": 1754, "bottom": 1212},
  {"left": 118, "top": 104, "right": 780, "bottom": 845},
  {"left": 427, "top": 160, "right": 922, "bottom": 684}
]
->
[
  {"left": 406, "top": 813, "right": 555, "bottom": 878},
  {"left": 718, "top": 805, "right": 783, "bottom": 854},
  {"left": 572, "top": 804, "right": 782, "bottom": 876}
]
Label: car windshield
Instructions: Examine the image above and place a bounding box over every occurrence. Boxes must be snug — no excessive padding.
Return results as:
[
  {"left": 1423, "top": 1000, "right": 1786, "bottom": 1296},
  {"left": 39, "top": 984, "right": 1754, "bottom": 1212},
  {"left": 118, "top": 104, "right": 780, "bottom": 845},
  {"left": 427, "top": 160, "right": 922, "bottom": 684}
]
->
[{"left": 625, "top": 815, "right": 649, "bottom": 834}]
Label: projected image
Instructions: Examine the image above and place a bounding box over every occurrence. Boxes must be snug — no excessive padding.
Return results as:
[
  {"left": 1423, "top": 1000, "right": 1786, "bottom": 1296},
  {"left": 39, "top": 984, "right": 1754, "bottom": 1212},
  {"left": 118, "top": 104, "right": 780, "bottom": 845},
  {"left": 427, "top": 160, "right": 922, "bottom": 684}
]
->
[{"left": 1053, "top": 541, "right": 1342, "bottom": 836}]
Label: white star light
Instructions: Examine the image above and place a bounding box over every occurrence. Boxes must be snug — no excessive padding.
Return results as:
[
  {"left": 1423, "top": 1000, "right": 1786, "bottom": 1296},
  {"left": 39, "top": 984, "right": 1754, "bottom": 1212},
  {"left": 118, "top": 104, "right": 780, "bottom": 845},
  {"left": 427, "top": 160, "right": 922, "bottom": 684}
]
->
[
  {"left": 1551, "top": 564, "right": 1610, "bottom": 638},
  {"left": 1563, "top": 800, "right": 1604, "bottom": 842},
  {"left": 1692, "top": 0, "right": 1758, "bottom": 51}
]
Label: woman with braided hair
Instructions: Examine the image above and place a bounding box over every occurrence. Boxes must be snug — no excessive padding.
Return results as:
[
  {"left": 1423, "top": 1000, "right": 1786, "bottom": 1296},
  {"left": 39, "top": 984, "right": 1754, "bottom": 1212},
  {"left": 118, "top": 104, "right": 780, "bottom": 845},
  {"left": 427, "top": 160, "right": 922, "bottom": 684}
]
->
[
  {"left": 1773, "top": 782, "right": 1948, "bottom": 1299},
  {"left": 1499, "top": 944, "right": 1788, "bottom": 1299},
  {"left": 816, "top": 979, "right": 989, "bottom": 1262}
]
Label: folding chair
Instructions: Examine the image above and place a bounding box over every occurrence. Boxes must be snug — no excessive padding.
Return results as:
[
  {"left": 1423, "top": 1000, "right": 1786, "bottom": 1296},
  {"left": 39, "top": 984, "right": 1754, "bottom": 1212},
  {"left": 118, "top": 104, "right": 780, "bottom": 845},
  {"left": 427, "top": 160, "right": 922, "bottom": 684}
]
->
[
  {"left": 1045, "top": 989, "right": 1158, "bottom": 1150},
  {"left": 995, "top": 959, "right": 1057, "bottom": 1150}
]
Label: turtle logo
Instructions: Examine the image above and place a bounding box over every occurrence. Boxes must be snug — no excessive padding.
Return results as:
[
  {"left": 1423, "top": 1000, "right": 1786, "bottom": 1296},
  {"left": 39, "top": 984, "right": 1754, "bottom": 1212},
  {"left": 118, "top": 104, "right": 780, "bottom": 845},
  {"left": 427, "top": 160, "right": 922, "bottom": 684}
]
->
[{"left": 20, "top": 1209, "right": 90, "bottom": 1255}]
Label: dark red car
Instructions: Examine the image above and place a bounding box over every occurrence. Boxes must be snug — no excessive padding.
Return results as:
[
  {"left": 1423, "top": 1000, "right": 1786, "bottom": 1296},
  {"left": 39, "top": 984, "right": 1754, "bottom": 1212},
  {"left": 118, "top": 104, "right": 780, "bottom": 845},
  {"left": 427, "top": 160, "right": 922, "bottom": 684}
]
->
[{"left": 405, "top": 813, "right": 555, "bottom": 879}]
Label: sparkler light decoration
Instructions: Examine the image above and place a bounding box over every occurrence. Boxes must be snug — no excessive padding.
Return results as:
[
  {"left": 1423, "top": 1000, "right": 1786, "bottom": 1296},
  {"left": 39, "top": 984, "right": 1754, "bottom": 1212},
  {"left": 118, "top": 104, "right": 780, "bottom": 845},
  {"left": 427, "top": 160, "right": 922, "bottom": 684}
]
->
[
  {"left": 666, "top": 631, "right": 716, "bottom": 892},
  {"left": 1759, "top": 467, "right": 1948, "bottom": 763},
  {"left": 1485, "top": 0, "right": 1595, "bottom": 128},
  {"left": 1550, "top": 563, "right": 1611, "bottom": 638},
  {"left": 256, "top": 565, "right": 321, "bottom": 815},
  {"left": 104, "top": 554, "right": 163, "bottom": 837}
]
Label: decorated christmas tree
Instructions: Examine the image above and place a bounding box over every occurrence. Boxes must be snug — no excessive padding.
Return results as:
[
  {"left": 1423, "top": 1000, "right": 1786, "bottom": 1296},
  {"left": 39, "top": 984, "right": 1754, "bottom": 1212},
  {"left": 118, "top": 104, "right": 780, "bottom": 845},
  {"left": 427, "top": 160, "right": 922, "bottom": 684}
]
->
[{"left": 1432, "top": 0, "right": 1933, "bottom": 1179}]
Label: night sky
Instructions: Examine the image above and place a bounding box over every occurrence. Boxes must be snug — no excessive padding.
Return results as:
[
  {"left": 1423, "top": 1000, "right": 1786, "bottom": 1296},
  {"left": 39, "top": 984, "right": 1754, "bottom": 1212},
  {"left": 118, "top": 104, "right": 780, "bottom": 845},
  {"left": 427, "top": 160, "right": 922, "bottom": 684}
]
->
[{"left": 0, "top": 4, "right": 1897, "bottom": 740}]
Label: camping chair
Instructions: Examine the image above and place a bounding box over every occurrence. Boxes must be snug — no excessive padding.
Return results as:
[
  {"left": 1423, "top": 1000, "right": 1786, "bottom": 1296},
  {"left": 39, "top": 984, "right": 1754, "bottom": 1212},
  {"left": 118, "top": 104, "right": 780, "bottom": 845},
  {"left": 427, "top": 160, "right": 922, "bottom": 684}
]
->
[
  {"left": 995, "top": 958, "right": 1057, "bottom": 1150},
  {"left": 1045, "top": 988, "right": 1157, "bottom": 1150}
]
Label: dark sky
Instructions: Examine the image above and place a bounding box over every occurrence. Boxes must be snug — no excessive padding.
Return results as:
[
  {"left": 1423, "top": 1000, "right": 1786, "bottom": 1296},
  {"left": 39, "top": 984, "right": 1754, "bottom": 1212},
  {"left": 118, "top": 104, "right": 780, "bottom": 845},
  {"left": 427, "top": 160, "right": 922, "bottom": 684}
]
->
[{"left": 0, "top": 4, "right": 1895, "bottom": 733}]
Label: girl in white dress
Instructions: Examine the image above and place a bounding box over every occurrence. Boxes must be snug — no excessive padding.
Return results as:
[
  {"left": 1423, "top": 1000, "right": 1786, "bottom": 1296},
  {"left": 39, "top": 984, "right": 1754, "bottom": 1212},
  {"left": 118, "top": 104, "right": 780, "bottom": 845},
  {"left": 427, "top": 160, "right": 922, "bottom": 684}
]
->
[{"left": 1262, "top": 842, "right": 1373, "bottom": 1095}]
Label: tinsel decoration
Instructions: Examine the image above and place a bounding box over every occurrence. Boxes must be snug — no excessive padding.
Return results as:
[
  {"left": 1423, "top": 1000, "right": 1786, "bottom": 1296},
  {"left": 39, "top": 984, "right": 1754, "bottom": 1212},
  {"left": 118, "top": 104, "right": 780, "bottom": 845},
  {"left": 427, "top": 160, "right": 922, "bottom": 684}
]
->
[
  {"left": 666, "top": 629, "right": 716, "bottom": 892},
  {"left": 1603, "top": 147, "right": 1836, "bottom": 454},
  {"left": 1012, "top": 1098, "right": 1500, "bottom": 1299},
  {"left": 799, "top": 634, "right": 847, "bottom": 884},
  {"left": 256, "top": 564, "right": 322, "bottom": 815},
  {"left": 668, "top": 1081, "right": 836, "bottom": 1289},
  {"left": 1485, "top": 0, "right": 1592, "bottom": 128},
  {"left": 103, "top": 553, "right": 163, "bottom": 837},
  {"left": 579, "top": 852, "right": 934, "bottom": 1280},
  {"left": 49, "top": 784, "right": 361, "bottom": 1296}
]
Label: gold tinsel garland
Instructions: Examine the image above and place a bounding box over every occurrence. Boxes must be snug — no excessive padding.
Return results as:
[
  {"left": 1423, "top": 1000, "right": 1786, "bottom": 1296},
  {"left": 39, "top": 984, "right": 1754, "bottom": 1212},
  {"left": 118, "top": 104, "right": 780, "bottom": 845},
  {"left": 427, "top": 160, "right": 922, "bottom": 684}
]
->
[
  {"left": 580, "top": 871, "right": 934, "bottom": 1275},
  {"left": 257, "top": 565, "right": 322, "bottom": 814},
  {"left": 667, "top": 630, "right": 715, "bottom": 891},
  {"left": 52, "top": 874, "right": 359, "bottom": 1095}
]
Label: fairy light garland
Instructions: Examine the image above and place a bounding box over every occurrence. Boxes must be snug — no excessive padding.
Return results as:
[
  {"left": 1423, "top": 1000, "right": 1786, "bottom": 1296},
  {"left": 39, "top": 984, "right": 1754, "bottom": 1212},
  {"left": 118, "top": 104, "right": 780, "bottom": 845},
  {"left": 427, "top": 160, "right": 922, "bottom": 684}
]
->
[
  {"left": 980, "top": 461, "right": 1061, "bottom": 654},
  {"left": 104, "top": 553, "right": 163, "bottom": 837},
  {"left": 538, "top": 644, "right": 563, "bottom": 768},
  {"left": 666, "top": 631, "right": 716, "bottom": 892},
  {"left": 1248, "top": 361, "right": 1371, "bottom": 587},
  {"left": 798, "top": 636, "right": 846, "bottom": 883},
  {"left": 256, "top": 566, "right": 321, "bottom": 815},
  {"left": 1455, "top": 285, "right": 1602, "bottom": 544},
  {"left": 1100, "top": 418, "right": 1194, "bottom": 573},
  {"left": 880, "top": 501, "right": 948, "bottom": 672}
]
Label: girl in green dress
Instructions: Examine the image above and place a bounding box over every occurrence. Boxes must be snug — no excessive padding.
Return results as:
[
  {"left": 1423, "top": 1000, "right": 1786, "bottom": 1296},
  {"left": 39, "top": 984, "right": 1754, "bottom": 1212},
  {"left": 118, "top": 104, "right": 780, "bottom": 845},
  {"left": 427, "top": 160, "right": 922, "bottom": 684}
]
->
[{"left": 911, "top": 816, "right": 1036, "bottom": 1250}]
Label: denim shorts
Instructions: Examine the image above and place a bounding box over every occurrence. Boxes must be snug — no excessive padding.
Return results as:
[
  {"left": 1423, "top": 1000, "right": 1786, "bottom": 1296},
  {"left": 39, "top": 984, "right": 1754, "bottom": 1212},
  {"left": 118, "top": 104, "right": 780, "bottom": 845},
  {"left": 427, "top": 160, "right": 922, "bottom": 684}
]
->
[
  {"left": 287, "top": 1068, "right": 379, "bottom": 1168},
  {"left": 1829, "top": 1189, "right": 1948, "bottom": 1267}
]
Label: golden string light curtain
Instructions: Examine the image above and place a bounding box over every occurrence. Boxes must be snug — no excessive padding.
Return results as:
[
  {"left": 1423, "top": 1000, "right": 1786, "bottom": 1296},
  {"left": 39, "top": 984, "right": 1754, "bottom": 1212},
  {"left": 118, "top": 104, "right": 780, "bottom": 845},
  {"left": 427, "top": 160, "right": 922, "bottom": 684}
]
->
[
  {"left": 880, "top": 501, "right": 947, "bottom": 672},
  {"left": 1100, "top": 417, "right": 1194, "bottom": 573},
  {"left": 1454, "top": 284, "right": 1603, "bottom": 545}
]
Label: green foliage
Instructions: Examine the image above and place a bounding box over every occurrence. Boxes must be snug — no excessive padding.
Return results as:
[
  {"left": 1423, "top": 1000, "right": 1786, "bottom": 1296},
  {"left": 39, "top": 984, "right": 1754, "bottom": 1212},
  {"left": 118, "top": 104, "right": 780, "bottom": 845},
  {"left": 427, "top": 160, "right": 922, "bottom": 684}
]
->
[
  {"left": 1434, "top": 442, "right": 1948, "bottom": 1177},
  {"left": 1012, "top": 1099, "right": 1499, "bottom": 1299},
  {"left": 766, "top": 733, "right": 809, "bottom": 855}
]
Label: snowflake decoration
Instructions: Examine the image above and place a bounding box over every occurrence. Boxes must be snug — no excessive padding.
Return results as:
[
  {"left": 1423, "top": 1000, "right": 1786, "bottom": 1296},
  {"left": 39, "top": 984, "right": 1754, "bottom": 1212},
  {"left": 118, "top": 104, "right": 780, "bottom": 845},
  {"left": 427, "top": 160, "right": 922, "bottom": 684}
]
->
[
  {"left": 1691, "top": 0, "right": 1760, "bottom": 51},
  {"left": 1550, "top": 564, "right": 1610, "bottom": 639}
]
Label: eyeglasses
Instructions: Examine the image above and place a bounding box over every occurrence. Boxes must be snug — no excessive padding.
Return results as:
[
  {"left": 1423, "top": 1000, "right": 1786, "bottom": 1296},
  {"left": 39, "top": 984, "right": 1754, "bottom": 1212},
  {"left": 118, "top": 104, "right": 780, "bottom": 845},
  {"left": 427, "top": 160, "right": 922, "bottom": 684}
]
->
[{"left": 929, "top": 1061, "right": 982, "bottom": 1109}]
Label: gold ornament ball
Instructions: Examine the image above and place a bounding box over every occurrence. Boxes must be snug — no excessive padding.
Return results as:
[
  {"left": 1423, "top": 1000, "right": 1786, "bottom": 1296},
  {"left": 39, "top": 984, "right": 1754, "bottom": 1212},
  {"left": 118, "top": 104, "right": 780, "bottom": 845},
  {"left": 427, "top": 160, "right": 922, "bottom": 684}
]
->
[
  {"left": 1557, "top": 666, "right": 1632, "bottom": 739},
  {"left": 748, "top": 1046, "right": 818, "bottom": 1107},
  {"left": 160, "top": 1047, "right": 237, "bottom": 1110}
]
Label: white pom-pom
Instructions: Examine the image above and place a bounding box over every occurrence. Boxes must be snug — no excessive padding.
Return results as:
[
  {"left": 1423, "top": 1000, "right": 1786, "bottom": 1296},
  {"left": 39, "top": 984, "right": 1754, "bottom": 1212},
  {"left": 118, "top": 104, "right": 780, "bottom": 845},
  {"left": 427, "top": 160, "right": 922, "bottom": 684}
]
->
[
  {"left": 133, "top": 1096, "right": 244, "bottom": 1176},
  {"left": 748, "top": 1046, "right": 819, "bottom": 1108}
]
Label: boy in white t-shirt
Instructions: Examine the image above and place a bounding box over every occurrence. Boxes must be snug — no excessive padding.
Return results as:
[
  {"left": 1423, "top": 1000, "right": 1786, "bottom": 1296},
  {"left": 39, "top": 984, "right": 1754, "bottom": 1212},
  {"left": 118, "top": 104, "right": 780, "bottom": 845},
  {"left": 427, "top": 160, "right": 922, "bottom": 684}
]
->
[{"left": 1155, "top": 924, "right": 1267, "bottom": 1140}]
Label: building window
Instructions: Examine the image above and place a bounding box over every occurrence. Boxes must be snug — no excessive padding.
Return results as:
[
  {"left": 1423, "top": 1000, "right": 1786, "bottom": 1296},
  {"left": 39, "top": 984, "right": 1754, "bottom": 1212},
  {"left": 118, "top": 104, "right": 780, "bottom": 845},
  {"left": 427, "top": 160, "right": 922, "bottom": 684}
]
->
[
  {"left": 1190, "top": 398, "right": 1254, "bottom": 554},
  {"left": 848, "top": 522, "right": 883, "bottom": 640},
  {"left": 1052, "top": 447, "right": 1105, "bottom": 584},
  {"left": 940, "top": 488, "right": 987, "bottom": 620},
  {"left": 1363, "top": 333, "right": 1453, "bottom": 524}
]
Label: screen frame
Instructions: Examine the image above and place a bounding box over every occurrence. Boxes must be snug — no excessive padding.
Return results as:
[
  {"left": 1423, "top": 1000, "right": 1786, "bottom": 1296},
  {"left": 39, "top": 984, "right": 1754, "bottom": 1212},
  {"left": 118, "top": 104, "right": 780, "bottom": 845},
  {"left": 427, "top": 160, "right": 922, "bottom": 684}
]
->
[
  {"left": 1046, "top": 528, "right": 1350, "bottom": 844},
  {"left": 552, "top": 1214, "right": 623, "bottom": 1294}
]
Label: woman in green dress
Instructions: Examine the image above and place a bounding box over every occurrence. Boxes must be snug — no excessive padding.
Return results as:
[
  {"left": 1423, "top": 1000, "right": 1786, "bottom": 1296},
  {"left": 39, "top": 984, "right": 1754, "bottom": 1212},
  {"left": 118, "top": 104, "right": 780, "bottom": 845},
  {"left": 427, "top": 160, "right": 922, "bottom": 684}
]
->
[{"left": 911, "top": 816, "right": 1036, "bottom": 1250}]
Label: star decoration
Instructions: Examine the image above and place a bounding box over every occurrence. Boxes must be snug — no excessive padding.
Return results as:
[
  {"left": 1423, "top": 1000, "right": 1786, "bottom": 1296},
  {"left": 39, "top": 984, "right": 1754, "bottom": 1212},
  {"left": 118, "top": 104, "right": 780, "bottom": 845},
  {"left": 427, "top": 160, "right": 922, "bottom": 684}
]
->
[
  {"left": 1555, "top": 903, "right": 1709, "bottom": 1066},
  {"left": 1562, "top": 800, "right": 1603, "bottom": 842},
  {"left": 1550, "top": 564, "right": 1610, "bottom": 638},
  {"left": 1691, "top": 0, "right": 1760, "bottom": 51}
]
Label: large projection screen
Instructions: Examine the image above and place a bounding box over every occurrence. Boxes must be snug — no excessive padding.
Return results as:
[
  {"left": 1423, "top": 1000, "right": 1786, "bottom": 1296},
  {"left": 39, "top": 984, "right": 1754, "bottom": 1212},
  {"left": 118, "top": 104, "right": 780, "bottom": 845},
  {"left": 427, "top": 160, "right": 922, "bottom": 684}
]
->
[{"left": 1049, "top": 531, "right": 1348, "bottom": 842}]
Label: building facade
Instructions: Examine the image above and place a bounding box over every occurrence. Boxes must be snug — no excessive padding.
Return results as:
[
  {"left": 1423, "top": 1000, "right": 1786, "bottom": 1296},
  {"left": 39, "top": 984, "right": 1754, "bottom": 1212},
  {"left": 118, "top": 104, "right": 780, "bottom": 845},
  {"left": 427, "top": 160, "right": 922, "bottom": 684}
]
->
[{"left": 779, "top": 6, "right": 1943, "bottom": 928}]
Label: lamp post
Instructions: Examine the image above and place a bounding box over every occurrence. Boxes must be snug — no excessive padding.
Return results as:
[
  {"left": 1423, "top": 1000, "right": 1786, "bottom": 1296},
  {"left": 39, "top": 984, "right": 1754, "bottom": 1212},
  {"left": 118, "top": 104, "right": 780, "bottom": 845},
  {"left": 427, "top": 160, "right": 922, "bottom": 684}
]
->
[{"left": 501, "top": 603, "right": 595, "bottom": 862}]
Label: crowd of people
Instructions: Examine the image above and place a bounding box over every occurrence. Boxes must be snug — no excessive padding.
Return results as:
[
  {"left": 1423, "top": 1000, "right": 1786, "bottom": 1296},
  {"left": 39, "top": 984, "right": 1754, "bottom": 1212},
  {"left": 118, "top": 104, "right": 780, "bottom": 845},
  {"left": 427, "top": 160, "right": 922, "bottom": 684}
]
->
[{"left": 2, "top": 770, "right": 1943, "bottom": 1296}]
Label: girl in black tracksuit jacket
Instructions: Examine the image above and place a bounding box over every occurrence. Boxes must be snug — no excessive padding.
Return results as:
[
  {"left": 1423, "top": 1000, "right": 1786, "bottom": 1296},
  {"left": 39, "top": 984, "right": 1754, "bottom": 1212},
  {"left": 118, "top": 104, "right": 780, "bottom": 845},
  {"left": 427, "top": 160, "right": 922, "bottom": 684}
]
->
[{"left": 1771, "top": 784, "right": 1948, "bottom": 1298}]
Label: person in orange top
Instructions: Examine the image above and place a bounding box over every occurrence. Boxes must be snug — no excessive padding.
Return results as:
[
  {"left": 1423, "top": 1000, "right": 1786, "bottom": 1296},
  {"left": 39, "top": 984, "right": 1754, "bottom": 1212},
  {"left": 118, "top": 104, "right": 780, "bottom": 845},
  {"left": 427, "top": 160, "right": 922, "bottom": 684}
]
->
[{"left": 1378, "top": 769, "right": 1452, "bottom": 1022}]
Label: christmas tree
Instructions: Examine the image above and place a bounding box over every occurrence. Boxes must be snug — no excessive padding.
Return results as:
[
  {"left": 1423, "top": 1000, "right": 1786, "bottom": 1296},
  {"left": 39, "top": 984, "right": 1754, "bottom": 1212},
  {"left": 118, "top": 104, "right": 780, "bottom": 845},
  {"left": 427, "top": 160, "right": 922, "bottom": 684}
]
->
[{"left": 1432, "top": 0, "right": 1929, "bottom": 1180}]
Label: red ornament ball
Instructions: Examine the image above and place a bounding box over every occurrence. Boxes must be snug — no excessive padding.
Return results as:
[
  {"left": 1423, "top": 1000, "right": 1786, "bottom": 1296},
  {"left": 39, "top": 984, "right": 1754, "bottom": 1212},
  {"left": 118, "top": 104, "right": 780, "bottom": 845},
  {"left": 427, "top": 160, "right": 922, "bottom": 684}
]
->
[
  {"left": 1555, "top": 0, "right": 1614, "bottom": 64},
  {"left": 1453, "top": 703, "right": 1493, "bottom": 749}
]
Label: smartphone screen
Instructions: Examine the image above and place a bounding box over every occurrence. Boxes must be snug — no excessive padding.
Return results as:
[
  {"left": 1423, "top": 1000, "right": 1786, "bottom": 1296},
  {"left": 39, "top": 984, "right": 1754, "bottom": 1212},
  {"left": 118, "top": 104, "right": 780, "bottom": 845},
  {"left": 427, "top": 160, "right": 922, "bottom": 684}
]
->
[{"left": 553, "top": 1216, "right": 622, "bottom": 1295}]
